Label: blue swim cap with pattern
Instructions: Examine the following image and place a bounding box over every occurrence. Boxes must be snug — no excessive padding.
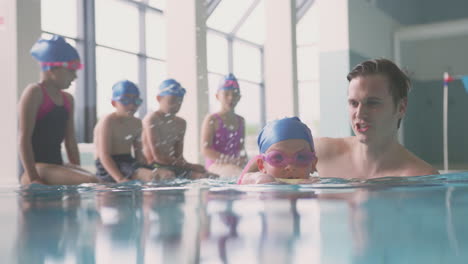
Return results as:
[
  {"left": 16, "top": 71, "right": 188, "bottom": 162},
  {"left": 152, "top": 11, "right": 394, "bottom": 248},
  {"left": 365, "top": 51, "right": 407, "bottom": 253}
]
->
[
  {"left": 158, "top": 79, "right": 186, "bottom": 97},
  {"left": 218, "top": 73, "right": 240, "bottom": 91},
  {"left": 257, "top": 117, "right": 314, "bottom": 153},
  {"left": 112, "top": 80, "right": 140, "bottom": 100},
  {"left": 30, "top": 35, "right": 81, "bottom": 71}
]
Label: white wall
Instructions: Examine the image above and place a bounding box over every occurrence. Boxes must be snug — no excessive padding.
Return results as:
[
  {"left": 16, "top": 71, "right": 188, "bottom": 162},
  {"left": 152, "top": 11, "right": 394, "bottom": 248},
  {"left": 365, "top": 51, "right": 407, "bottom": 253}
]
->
[
  {"left": 264, "top": 0, "right": 298, "bottom": 120},
  {"left": 349, "top": 0, "right": 400, "bottom": 60},
  {"left": 0, "top": 0, "right": 18, "bottom": 185},
  {"left": 0, "top": 0, "right": 40, "bottom": 185},
  {"left": 317, "top": 0, "right": 351, "bottom": 137}
]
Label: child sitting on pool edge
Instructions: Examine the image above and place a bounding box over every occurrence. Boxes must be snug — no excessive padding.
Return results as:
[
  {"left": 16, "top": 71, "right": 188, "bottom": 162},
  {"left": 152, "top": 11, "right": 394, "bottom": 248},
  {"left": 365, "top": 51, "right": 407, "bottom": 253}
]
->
[
  {"left": 142, "top": 79, "right": 214, "bottom": 179},
  {"left": 201, "top": 73, "right": 247, "bottom": 178},
  {"left": 93, "top": 80, "right": 175, "bottom": 183},
  {"left": 237, "top": 117, "right": 318, "bottom": 184}
]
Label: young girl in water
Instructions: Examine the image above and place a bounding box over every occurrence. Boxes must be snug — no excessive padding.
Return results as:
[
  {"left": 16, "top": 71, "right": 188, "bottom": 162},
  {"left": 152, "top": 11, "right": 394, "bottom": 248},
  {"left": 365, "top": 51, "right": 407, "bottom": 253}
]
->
[
  {"left": 237, "top": 117, "right": 318, "bottom": 184},
  {"left": 18, "top": 35, "right": 97, "bottom": 185},
  {"left": 201, "top": 74, "right": 247, "bottom": 178}
]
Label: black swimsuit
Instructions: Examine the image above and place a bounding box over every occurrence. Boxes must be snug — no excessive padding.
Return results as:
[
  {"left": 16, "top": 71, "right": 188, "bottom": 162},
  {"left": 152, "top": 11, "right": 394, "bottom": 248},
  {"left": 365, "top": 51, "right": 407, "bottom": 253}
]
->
[
  {"left": 32, "top": 84, "right": 70, "bottom": 165},
  {"left": 95, "top": 154, "right": 140, "bottom": 183}
]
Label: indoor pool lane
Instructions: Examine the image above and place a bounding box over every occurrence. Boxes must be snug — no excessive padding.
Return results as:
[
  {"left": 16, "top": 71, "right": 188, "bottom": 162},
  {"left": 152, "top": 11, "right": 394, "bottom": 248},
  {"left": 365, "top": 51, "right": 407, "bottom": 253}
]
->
[{"left": 2, "top": 173, "right": 468, "bottom": 264}]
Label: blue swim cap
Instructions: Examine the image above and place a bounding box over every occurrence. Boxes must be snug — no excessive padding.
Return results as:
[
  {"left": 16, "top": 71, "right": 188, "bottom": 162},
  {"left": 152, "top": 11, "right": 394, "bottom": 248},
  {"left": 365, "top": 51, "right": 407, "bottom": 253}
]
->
[
  {"left": 112, "top": 80, "right": 140, "bottom": 100},
  {"left": 158, "top": 79, "right": 187, "bottom": 97},
  {"left": 257, "top": 117, "right": 314, "bottom": 153},
  {"left": 218, "top": 73, "right": 240, "bottom": 91},
  {"left": 30, "top": 35, "right": 81, "bottom": 71}
]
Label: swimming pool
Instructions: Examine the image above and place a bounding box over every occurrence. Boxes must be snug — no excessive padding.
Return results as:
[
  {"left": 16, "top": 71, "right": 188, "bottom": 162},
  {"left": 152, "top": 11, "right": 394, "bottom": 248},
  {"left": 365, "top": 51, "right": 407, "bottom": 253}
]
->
[{"left": 2, "top": 172, "right": 468, "bottom": 263}]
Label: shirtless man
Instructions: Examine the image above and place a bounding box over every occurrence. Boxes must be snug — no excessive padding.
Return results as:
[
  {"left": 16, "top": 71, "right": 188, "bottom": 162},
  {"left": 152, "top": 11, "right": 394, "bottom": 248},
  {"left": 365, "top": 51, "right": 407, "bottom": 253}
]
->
[
  {"left": 315, "top": 58, "right": 439, "bottom": 179},
  {"left": 142, "top": 79, "right": 210, "bottom": 179},
  {"left": 94, "top": 80, "right": 174, "bottom": 183}
]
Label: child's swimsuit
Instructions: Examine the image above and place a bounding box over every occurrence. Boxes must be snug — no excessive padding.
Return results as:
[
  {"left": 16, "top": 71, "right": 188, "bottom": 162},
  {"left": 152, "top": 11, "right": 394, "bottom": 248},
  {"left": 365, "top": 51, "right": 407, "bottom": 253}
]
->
[
  {"left": 205, "top": 113, "right": 244, "bottom": 168},
  {"left": 32, "top": 83, "right": 71, "bottom": 165},
  {"left": 95, "top": 154, "right": 141, "bottom": 183}
]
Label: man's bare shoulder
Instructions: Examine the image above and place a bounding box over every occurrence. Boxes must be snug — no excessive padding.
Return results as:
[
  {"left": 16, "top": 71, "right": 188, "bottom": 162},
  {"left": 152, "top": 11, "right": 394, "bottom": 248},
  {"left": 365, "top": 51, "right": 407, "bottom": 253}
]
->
[
  {"left": 314, "top": 136, "right": 354, "bottom": 159},
  {"left": 399, "top": 149, "right": 439, "bottom": 176}
]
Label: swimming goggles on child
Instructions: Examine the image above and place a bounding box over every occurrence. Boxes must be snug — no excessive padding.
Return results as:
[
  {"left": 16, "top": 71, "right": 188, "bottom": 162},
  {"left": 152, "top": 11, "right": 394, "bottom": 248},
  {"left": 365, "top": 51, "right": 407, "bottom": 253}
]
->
[
  {"left": 261, "top": 150, "right": 316, "bottom": 168},
  {"left": 40, "top": 60, "right": 83, "bottom": 70},
  {"left": 116, "top": 97, "right": 143, "bottom": 106}
]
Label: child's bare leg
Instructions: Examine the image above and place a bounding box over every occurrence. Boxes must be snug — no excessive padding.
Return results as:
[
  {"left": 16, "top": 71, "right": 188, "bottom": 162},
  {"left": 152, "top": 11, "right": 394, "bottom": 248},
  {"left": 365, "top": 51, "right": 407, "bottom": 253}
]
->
[
  {"left": 21, "top": 163, "right": 98, "bottom": 185},
  {"left": 64, "top": 163, "right": 93, "bottom": 173},
  {"left": 132, "top": 168, "right": 175, "bottom": 182}
]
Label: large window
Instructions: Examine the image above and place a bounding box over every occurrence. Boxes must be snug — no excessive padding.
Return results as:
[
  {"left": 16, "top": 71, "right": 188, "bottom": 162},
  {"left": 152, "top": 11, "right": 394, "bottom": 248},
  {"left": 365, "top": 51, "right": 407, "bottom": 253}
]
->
[
  {"left": 95, "top": 47, "right": 139, "bottom": 116},
  {"left": 206, "top": 0, "right": 265, "bottom": 158},
  {"left": 41, "top": 0, "right": 167, "bottom": 142},
  {"left": 146, "top": 59, "right": 167, "bottom": 113},
  {"left": 41, "top": 0, "right": 264, "bottom": 157},
  {"left": 207, "top": 33, "right": 229, "bottom": 74},
  {"left": 41, "top": 0, "right": 78, "bottom": 38},
  {"left": 95, "top": 0, "right": 139, "bottom": 53},
  {"left": 95, "top": 0, "right": 166, "bottom": 119}
]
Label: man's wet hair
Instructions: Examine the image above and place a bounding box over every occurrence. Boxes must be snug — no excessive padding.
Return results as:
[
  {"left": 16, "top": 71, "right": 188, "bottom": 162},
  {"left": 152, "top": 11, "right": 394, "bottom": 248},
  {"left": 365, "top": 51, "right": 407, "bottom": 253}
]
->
[{"left": 347, "top": 58, "right": 411, "bottom": 128}]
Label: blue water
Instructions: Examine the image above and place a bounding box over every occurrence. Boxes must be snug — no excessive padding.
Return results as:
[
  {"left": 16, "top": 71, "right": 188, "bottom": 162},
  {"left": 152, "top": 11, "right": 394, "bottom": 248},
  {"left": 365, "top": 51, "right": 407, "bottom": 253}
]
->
[{"left": 2, "top": 173, "right": 468, "bottom": 263}]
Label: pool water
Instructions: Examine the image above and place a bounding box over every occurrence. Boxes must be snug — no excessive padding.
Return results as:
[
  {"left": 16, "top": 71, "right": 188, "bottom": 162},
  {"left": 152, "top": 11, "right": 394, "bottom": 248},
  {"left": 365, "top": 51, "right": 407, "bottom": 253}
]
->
[{"left": 2, "top": 172, "right": 468, "bottom": 263}]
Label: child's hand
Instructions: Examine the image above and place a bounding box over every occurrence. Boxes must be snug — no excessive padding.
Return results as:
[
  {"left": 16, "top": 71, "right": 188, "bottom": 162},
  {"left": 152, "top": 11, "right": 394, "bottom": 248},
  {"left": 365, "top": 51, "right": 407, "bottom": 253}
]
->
[
  {"left": 255, "top": 173, "right": 276, "bottom": 184},
  {"left": 239, "top": 172, "right": 276, "bottom": 184},
  {"left": 117, "top": 177, "right": 131, "bottom": 183}
]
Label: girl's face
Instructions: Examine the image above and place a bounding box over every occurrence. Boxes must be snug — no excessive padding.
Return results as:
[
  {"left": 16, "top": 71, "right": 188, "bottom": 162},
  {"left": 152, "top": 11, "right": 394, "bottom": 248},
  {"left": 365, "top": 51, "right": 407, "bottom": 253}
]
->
[
  {"left": 257, "top": 139, "right": 317, "bottom": 179},
  {"left": 216, "top": 89, "right": 241, "bottom": 111},
  {"left": 49, "top": 67, "right": 77, "bottom": 89}
]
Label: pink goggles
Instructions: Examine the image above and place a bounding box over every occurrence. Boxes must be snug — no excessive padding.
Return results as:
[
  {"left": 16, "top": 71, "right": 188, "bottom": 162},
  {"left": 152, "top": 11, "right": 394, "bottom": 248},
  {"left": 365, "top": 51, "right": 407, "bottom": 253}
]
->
[
  {"left": 261, "top": 150, "right": 316, "bottom": 168},
  {"left": 40, "top": 60, "right": 83, "bottom": 70},
  {"left": 222, "top": 80, "right": 239, "bottom": 89}
]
